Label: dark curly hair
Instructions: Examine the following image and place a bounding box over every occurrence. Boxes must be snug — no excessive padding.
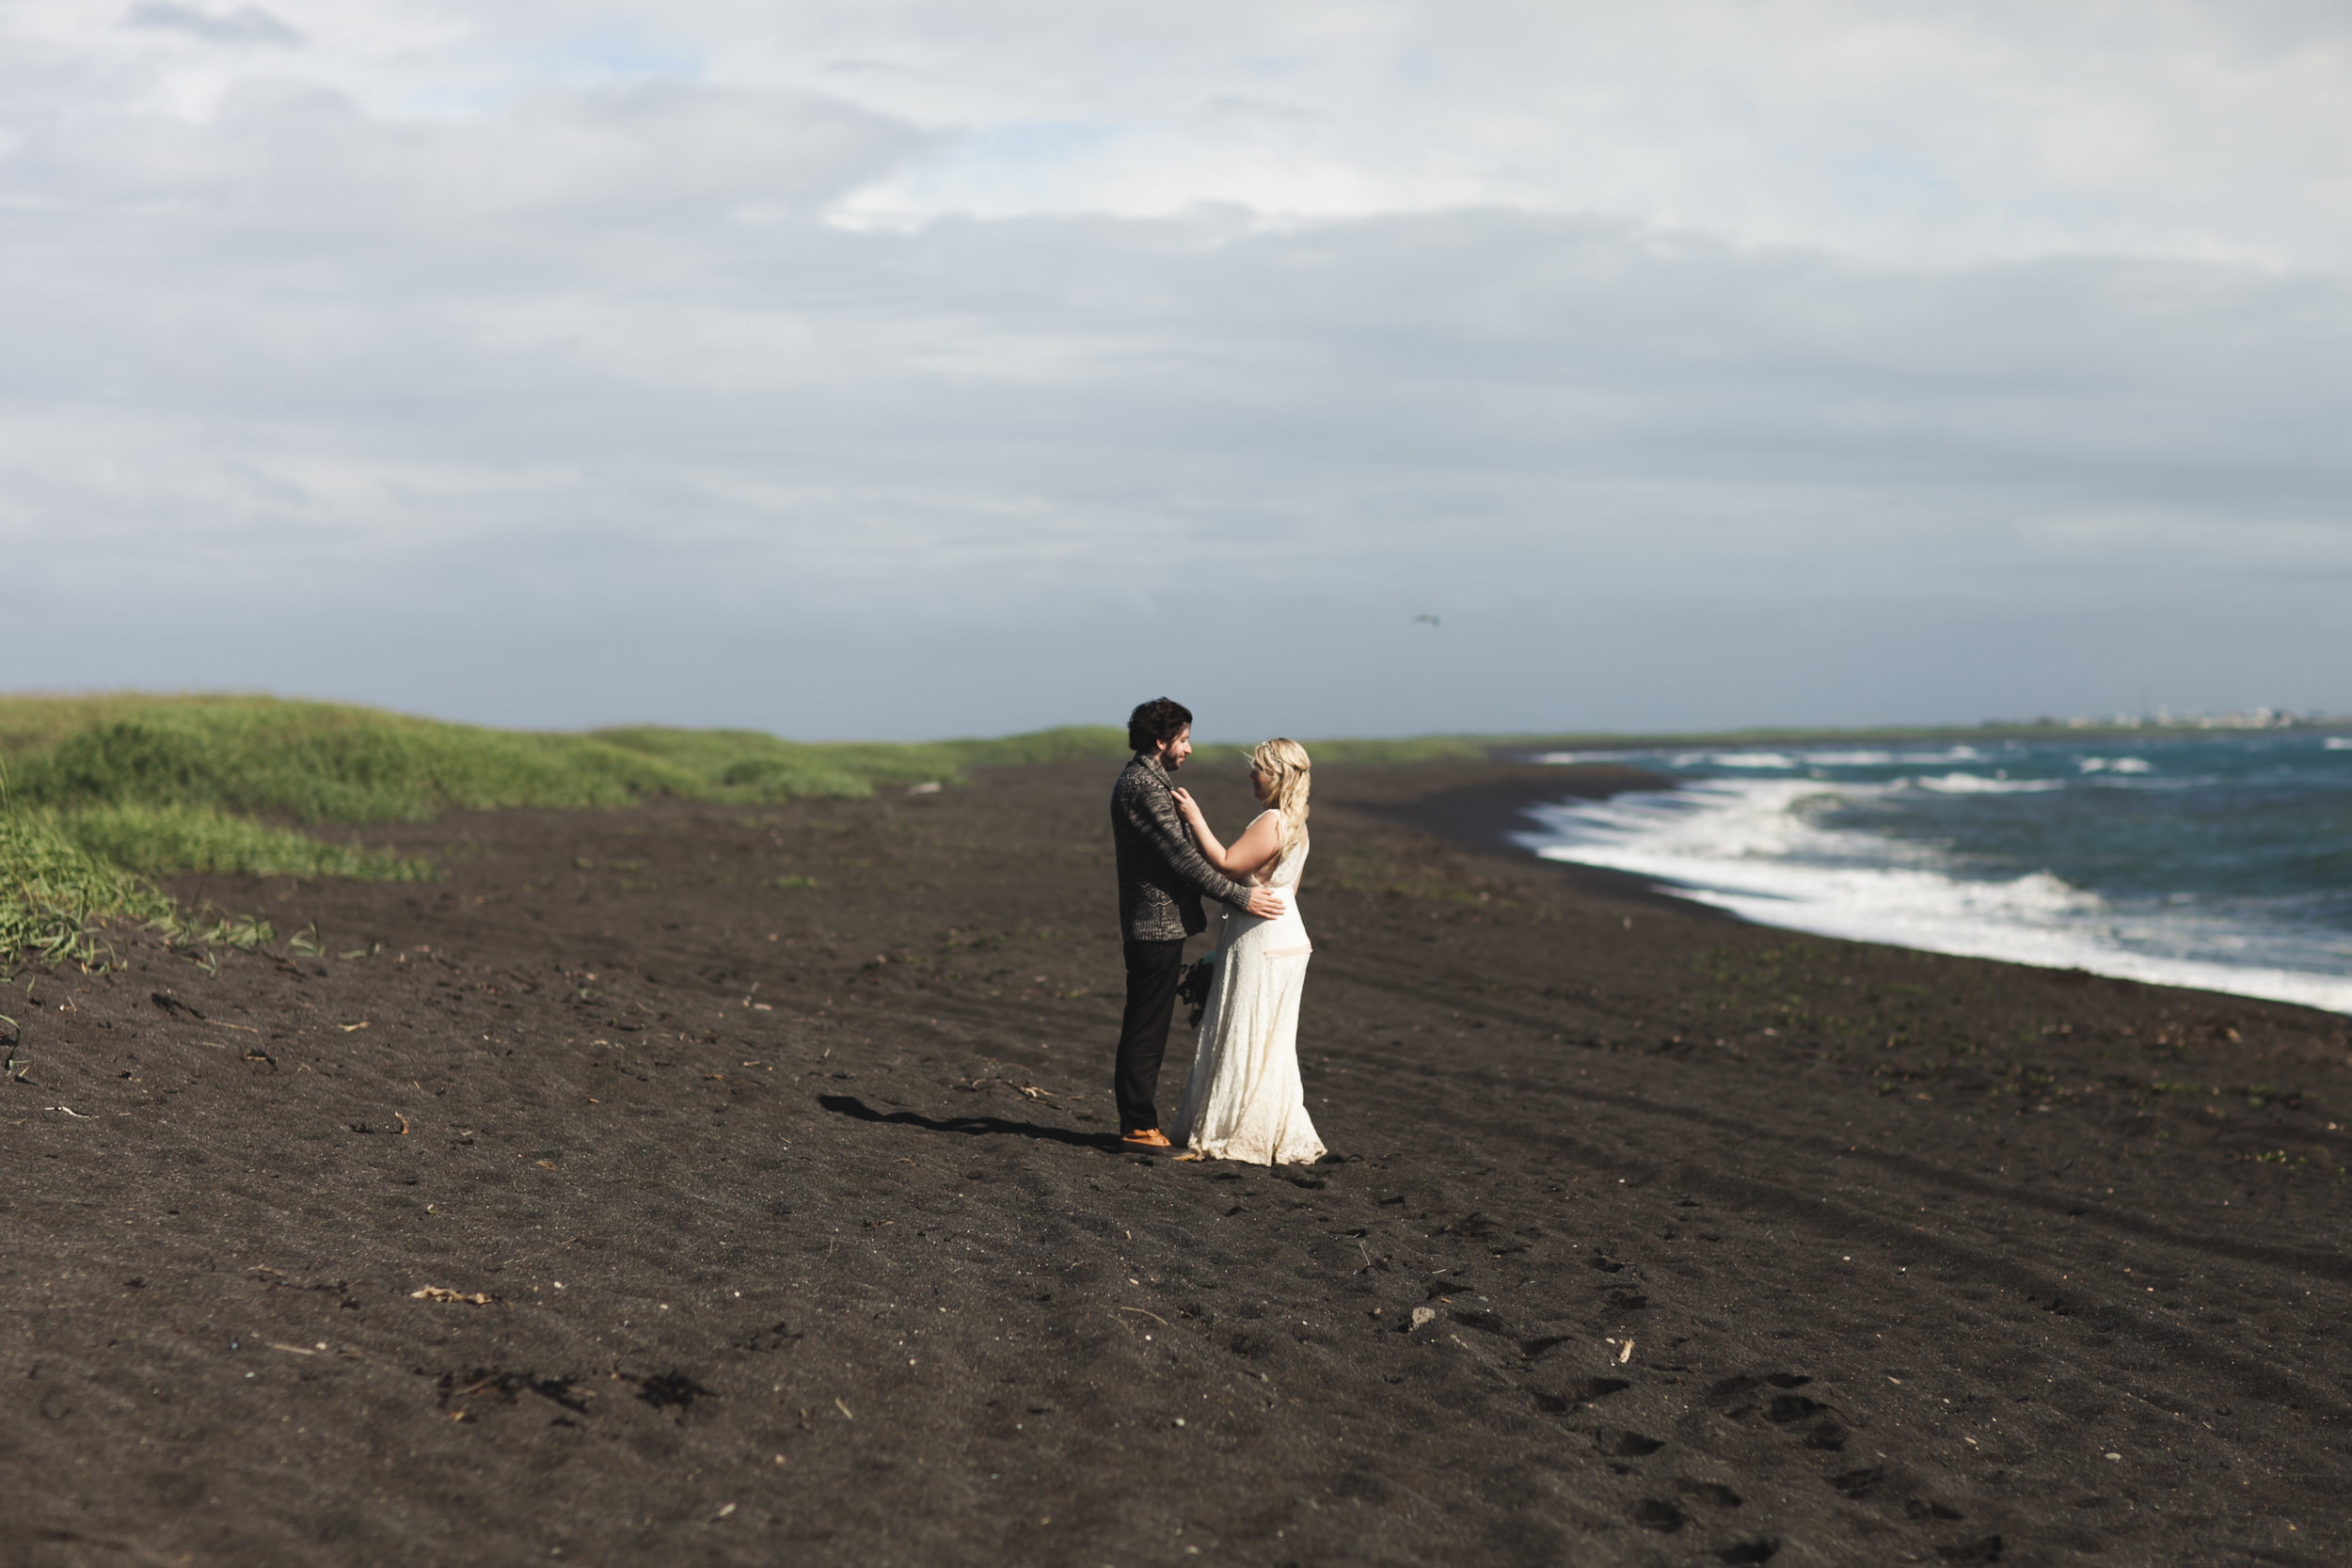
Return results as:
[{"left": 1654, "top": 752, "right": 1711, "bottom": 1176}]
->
[{"left": 1126, "top": 697, "right": 1194, "bottom": 754}]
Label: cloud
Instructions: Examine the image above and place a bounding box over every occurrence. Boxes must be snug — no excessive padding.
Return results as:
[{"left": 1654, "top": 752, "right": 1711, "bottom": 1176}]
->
[
  {"left": 2, "top": 3, "right": 2348, "bottom": 735},
  {"left": 123, "top": 3, "right": 303, "bottom": 47},
  {"left": 8, "top": 197, "right": 2342, "bottom": 589}
]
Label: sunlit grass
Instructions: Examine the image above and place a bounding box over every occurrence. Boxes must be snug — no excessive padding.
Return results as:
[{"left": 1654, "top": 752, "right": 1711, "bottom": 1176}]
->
[
  {"left": 0, "top": 698, "right": 1137, "bottom": 964},
  {"left": 589, "top": 726, "right": 901, "bottom": 800},
  {"left": 7, "top": 700, "right": 697, "bottom": 823},
  {"left": 0, "top": 809, "right": 172, "bottom": 968},
  {"left": 45, "top": 802, "right": 431, "bottom": 881}
]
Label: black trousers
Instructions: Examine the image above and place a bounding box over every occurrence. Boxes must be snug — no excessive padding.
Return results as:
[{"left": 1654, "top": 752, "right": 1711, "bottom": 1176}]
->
[{"left": 1114, "top": 937, "right": 1186, "bottom": 1133}]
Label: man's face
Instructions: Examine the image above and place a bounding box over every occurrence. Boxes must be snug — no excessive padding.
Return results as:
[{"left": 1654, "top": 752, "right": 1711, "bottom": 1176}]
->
[{"left": 1158, "top": 725, "right": 1193, "bottom": 770}]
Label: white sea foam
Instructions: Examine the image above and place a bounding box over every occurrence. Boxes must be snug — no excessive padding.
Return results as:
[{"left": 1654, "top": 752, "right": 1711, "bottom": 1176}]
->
[
  {"left": 1910, "top": 772, "right": 2065, "bottom": 794},
  {"left": 2078, "top": 756, "right": 2153, "bottom": 774},
  {"left": 1517, "top": 779, "right": 2352, "bottom": 1015},
  {"left": 1798, "top": 750, "right": 1896, "bottom": 767},
  {"left": 2327, "top": 736, "right": 2352, "bottom": 752},
  {"left": 1667, "top": 751, "right": 1802, "bottom": 769}
]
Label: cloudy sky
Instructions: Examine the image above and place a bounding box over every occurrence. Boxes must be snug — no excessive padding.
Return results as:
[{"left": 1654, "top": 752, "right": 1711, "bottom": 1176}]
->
[{"left": 3, "top": 2, "right": 2346, "bottom": 738}]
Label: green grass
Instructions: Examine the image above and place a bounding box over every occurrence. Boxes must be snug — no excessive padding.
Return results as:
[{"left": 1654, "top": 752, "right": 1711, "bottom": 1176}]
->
[
  {"left": 936, "top": 725, "right": 1133, "bottom": 768},
  {"left": 589, "top": 726, "right": 930, "bottom": 800},
  {"left": 8, "top": 701, "right": 699, "bottom": 824},
  {"left": 0, "top": 700, "right": 1078, "bottom": 827},
  {"left": 1271, "top": 736, "right": 1492, "bottom": 765},
  {"left": 591, "top": 722, "right": 1141, "bottom": 786},
  {"left": 0, "top": 698, "right": 1136, "bottom": 964},
  {"left": 43, "top": 803, "right": 431, "bottom": 881},
  {"left": 0, "top": 810, "right": 173, "bottom": 967},
  {"left": 0, "top": 691, "right": 275, "bottom": 759}
]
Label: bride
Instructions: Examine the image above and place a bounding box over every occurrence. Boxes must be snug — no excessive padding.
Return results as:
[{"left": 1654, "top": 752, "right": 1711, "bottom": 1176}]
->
[{"left": 1166, "top": 738, "right": 1327, "bottom": 1164}]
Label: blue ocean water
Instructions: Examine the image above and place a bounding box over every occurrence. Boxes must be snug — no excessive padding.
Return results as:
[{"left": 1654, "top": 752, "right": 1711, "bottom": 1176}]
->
[{"left": 1516, "top": 733, "right": 2352, "bottom": 1014}]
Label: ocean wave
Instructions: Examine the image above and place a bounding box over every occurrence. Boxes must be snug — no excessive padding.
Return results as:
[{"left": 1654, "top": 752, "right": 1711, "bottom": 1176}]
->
[
  {"left": 2328, "top": 736, "right": 2352, "bottom": 752},
  {"left": 1668, "top": 751, "right": 1802, "bottom": 769},
  {"left": 2078, "top": 756, "right": 2153, "bottom": 774},
  {"left": 1890, "top": 746, "right": 1988, "bottom": 765},
  {"left": 1910, "top": 772, "right": 2066, "bottom": 794},
  {"left": 2085, "top": 774, "right": 2222, "bottom": 792},
  {"left": 1516, "top": 779, "right": 2352, "bottom": 1015},
  {"left": 1798, "top": 749, "right": 1896, "bottom": 767}
]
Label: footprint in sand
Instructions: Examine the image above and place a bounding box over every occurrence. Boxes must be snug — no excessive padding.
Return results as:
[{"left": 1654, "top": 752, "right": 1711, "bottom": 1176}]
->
[
  {"left": 1632, "top": 1497, "right": 1687, "bottom": 1531},
  {"left": 1594, "top": 1426, "right": 1665, "bottom": 1458}
]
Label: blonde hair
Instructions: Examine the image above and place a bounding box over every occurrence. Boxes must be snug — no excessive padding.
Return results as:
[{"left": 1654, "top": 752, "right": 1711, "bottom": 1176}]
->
[{"left": 1251, "top": 737, "right": 1311, "bottom": 855}]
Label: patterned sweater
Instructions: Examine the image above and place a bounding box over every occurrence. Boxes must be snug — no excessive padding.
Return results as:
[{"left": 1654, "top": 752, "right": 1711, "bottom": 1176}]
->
[{"left": 1111, "top": 752, "right": 1252, "bottom": 942}]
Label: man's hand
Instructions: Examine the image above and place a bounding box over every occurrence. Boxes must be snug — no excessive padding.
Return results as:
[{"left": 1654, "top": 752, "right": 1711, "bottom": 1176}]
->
[{"left": 1245, "top": 887, "right": 1287, "bottom": 920}]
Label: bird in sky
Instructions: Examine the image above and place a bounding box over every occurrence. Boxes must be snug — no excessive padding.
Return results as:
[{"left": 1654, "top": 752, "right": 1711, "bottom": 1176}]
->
[{"left": 1412, "top": 614, "right": 1439, "bottom": 628}]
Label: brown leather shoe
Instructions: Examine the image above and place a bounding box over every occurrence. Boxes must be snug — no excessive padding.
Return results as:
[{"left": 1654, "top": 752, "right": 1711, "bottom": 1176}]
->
[{"left": 1120, "top": 1128, "right": 1172, "bottom": 1150}]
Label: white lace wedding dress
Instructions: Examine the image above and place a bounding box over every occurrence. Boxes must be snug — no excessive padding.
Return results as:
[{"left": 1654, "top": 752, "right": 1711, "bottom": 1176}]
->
[{"left": 1170, "top": 816, "right": 1326, "bottom": 1164}]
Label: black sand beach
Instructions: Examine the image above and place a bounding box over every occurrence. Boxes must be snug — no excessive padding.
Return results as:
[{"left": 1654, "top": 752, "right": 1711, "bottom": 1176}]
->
[{"left": 5, "top": 758, "right": 2349, "bottom": 1565}]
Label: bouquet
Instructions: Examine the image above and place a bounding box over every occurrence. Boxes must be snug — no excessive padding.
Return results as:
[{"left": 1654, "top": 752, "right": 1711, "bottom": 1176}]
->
[{"left": 1176, "top": 954, "right": 1216, "bottom": 1027}]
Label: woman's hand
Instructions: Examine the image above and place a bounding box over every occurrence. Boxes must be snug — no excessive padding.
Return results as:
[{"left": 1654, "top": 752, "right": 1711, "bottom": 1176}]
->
[{"left": 1169, "top": 785, "right": 1204, "bottom": 824}]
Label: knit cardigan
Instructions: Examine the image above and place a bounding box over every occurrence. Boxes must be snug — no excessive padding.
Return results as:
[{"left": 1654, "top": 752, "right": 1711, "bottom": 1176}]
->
[{"left": 1110, "top": 752, "right": 1252, "bottom": 942}]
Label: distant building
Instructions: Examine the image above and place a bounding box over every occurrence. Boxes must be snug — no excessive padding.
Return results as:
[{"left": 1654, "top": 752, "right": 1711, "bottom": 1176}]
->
[{"left": 2052, "top": 708, "right": 2314, "bottom": 731}]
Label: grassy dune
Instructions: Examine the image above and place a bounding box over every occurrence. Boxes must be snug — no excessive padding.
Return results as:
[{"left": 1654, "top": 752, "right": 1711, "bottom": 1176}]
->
[{"left": 0, "top": 696, "right": 1154, "bottom": 966}]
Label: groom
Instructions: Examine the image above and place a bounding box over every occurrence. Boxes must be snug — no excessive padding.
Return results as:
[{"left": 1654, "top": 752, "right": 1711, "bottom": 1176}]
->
[{"left": 1109, "top": 697, "right": 1287, "bottom": 1151}]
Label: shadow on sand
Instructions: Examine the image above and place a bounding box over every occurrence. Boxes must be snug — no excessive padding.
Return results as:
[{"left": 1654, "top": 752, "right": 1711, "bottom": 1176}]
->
[{"left": 818, "top": 1093, "right": 1120, "bottom": 1151}]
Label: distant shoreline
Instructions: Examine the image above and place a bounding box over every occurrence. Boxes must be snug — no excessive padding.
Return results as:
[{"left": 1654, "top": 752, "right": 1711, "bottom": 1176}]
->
[{"left": 1473, "top": 719, "right": 2348, "bottom": 755}]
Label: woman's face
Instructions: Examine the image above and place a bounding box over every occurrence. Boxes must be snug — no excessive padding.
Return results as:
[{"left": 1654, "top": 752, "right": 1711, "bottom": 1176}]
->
[{"left": 1250, "top": 765, "right": 1273, "bottom": 802}]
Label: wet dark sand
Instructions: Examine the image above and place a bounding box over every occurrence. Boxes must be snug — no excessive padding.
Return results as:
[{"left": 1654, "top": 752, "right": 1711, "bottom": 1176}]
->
[{"left": 4, "top": 759, "right": 2349, "bottom": 1566}]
